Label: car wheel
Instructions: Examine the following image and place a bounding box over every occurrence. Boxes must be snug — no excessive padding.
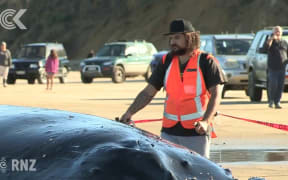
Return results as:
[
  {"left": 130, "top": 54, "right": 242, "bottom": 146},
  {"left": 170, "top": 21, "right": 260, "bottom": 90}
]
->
[
  {"left": 144, "top": 66, "right": 152, "bottom": 82},
  {"left": 81, "top": 73, "right": 93, "bottom": 84},
  {"left": 59, "top": 77, "right": 66, "bottom": 84},
  {"left": 248, "top": 71, "right": 262, "bottom": 102},
  {"left": 7, "top": 77, "right": 16, "bottom": 84},
  {"left": 112, "top": 66, "right": 125, "bottom": 83},
  {"left": 28, "top": 78, "right": 35, "bottom": 84},
  {"left": 284, "top": 85, "right": 288, "bottom": 92},
  {"left": 59, "top": 67, "right": 68, "bottom": 84},
  {"left": 245, "top": 89, "right": 249, "bottom": 96},
  {"left": 37, "top": 73, "right": 47, "bottom": 84}
]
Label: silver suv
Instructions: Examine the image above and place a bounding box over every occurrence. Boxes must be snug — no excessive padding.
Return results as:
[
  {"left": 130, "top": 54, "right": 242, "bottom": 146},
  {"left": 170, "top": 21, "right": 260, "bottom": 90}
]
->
[
  {"left": 200, "top": 34, "right": 254, "bottom": 98},
  {"left": 246, "top": 28, "right": 288, "bottom": 102}
]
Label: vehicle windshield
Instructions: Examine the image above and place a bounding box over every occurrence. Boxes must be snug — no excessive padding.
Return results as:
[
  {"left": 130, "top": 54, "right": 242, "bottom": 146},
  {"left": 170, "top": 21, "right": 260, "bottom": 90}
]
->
[
  {"left": 215, "top": 39, "right": 252, "bottom": 55},
  {"left": 96, "top": 44, "right": 125, "bottom": 57},
  {"left": 18, "top": 46, "right": 46, "bottom": 59}
]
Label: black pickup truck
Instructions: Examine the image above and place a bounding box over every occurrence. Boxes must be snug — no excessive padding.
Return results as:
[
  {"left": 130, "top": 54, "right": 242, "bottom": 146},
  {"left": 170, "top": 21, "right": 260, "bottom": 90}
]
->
[{"left": 8, "top": 43, "right": 70, "bottom": 84}]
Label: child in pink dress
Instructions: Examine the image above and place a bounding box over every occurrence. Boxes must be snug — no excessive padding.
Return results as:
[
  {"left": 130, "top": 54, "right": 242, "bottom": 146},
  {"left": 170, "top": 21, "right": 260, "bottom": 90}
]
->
[{"left": 45, "top": 49, "right": 59, "bottom": 90}]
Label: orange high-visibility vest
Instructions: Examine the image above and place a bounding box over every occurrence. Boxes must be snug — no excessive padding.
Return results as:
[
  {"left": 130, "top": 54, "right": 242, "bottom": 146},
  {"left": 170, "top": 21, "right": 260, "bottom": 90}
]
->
[{"left": 162, "top": 51, "right": 210, "bottom": 130}]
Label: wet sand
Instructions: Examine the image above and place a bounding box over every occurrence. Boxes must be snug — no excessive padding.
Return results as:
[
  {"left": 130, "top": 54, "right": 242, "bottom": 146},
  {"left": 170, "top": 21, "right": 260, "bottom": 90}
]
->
[{"left": 1, "top": 71, "right": 288, "bottom": 180}]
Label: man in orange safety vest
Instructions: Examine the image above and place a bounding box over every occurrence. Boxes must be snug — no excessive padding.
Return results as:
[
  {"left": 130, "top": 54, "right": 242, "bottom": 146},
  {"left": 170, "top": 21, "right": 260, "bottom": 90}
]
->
[{"left": 120, "top": 19, "right": 226, "bottom": 158}]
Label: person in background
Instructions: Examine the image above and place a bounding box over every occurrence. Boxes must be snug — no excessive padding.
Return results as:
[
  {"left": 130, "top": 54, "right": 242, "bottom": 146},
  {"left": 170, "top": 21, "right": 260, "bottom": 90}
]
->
[
  {"left": 45, "top": 49, "right": 59, "bottom": 90},
  {"left": 0, "top": 41, "right": 12, "bottom": 87},
  {"left": 264, "top": 26, "right": 288, "bottom": 109},
  {"left": 87, "top": 50, "right": 94, "bottom": 58},
  {"left": 119, "top": 19, "right": 226, "bottom": 158}
]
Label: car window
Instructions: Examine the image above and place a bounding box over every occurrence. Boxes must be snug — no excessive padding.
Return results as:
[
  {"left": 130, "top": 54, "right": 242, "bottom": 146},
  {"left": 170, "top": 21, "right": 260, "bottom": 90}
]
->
[
  {"left": 258, "top": 35, "right": 268, "bottom": 49},
  {"left": 215, "top": 39, "right": 252, "bottom": 55},
  {"left": 146, "top": 44, "right": 157, "bottom": 56},
  {"left": 18, "top": 46, "right": 46, "bottom": 59},
  {"left": 250, "top": 32, "right": 263, "bottom": 50},
  {"left": 125, "top": 45, "right": 138, "bottom": 56},
  {"left": 204, "top": 40, "right": 213, "bottom": 53},
  {"left": 200, "top": 39, "right": 206, "bottom": 51},
  {"left": 57, "top": 49, "right": 67, "bottom": 58},
  {"left": 136, "top": 44, "right": 148, "bottom": 56},
  {"left": 96, "top": 44, "right": 125, "bottom": 57}
]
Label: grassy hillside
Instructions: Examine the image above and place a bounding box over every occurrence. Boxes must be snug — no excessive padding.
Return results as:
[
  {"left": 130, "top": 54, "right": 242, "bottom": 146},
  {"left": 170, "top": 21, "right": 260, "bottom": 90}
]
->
[{"left": 1, "top": 0, "right": 288, "bottom": 59}]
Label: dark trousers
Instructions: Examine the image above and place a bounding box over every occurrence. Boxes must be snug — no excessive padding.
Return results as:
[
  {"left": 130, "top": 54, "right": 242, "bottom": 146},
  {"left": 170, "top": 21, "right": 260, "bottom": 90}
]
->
[{"left": 268, "top": 69, "right": 286, "bottom": 104}]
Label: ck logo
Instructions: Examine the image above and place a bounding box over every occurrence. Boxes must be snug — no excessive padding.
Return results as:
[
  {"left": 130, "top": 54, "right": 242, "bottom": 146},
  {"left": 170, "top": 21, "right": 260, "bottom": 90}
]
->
[{"left": 0, "top": 9, "right": 27, "bottom": 30}]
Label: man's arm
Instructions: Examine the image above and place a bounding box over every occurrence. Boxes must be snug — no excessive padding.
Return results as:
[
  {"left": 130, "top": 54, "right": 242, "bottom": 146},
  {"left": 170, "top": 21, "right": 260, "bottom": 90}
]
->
[
  {"left": 203, "top": 84, "right": 222, "bottom": 123},
  {"left": 120, "top": 84, "right": 158, "bottom": 123},
  {"left": 195, "top": 84, "right": 222, "bottom": 135},
  {"left": 266, "top": 34, "right": 275, "bottom": 48}
]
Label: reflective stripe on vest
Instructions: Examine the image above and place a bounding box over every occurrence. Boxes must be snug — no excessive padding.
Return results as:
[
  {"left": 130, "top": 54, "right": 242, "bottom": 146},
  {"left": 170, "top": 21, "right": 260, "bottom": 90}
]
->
[
  {"left": 163, "top": 59, "right": 172, "bottom": 90},
  {"left": 163, "top": 52, "right": 207, "bottom": 126},
  {"left": 163, "top": 111, "right": 178, "bottom": 121}
]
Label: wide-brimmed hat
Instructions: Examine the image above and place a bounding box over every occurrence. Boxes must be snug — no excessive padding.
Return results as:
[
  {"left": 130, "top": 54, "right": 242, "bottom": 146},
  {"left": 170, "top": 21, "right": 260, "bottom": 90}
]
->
[{"left": 164, "top": 19, "right": 195, "bottom": 35}]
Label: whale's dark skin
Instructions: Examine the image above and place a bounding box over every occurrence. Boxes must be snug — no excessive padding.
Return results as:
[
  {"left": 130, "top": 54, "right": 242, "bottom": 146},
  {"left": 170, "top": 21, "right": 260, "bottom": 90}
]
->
[{"left": 0, "top": 106, "right": 235, "bottom": 180}]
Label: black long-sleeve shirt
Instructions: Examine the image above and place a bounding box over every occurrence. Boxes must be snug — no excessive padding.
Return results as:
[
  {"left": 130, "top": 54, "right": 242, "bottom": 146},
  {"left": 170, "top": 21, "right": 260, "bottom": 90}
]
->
[{"left": 265, "top": 39, "right": 288, "bottom": 70}]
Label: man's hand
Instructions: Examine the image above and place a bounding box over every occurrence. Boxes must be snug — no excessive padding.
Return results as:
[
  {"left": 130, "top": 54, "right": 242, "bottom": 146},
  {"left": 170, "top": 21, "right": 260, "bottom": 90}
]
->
[
  {"left": 118, "top": 84, "right": 158, "bottom": 124},
  {"left": 195, "top": 120, "right": 208, "bottom": 135},
  {"left": 119, "top": 111, "right": 132, "bottom": 124},
  {"left": 267, "top": 34, "right": 276, "bottom": 48},
  {"left": 270, "top": 34, "right": 276, "bottom": 41}
]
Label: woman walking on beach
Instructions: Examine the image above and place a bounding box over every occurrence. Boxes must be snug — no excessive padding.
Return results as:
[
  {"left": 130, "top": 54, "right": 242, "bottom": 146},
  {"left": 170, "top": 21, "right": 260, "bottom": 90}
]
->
[{"left": 45, "top": 49, "right": 59, "bottom": 90}]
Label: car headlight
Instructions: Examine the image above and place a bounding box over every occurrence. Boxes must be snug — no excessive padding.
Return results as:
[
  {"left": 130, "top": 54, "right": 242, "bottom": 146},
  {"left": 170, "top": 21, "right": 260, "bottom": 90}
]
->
[
  {"left": 222, "top": 59, "right": 240, "bottom": 69},
  {"left": 29, "top": 64, "right": 38, "bottom": 68},
  {"left": 38, "top": 61, "right": 43, "bottom": 67},
  {"left": 103, "top": 61, "right": 113, "bottom": 66},
  {"left": 80, "top": 62, "right": 86, "bottom": 67}
]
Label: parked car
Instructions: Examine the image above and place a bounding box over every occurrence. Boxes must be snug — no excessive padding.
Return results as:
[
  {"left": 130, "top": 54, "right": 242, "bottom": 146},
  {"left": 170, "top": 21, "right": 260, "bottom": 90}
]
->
[
  {"left": 246, "top": 28, "right": 288, "bottom": 102},
  {"left": 8, "top": 43, "right": 70, "bottom": 84},
  {"left": 200, "top": 34, "right": 254, "bottom": 98},
  {"left": 80, "top": 41, "right": 157, "bottom": 83}
]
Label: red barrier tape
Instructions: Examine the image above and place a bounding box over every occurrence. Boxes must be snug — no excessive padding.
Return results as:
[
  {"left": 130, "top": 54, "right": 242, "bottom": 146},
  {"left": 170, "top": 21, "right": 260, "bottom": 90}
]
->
[
  {"left": 218, "top": 113, "right": 288, "bottom": 132},
  {"left": 131, "top": 113, "right": 288, "bottom": 132},
  {"left": 133, "top": 119, "right": 162, "bottom": 124}
]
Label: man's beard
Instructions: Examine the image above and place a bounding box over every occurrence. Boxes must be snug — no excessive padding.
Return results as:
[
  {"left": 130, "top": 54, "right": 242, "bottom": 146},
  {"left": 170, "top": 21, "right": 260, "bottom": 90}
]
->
[{"left": 170, "top": 45, "right": 187, "bottom": 56}]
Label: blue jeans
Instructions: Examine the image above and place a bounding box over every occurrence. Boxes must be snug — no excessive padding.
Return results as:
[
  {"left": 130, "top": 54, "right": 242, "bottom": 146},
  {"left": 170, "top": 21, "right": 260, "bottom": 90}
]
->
[{"left": 268, "top": 69, "right": 286, "bottom": 104}]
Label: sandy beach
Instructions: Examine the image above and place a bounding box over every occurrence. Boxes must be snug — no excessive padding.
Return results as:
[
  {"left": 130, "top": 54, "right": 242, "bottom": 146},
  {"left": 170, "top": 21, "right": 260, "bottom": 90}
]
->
[{"left": 1, "top": 71, "right": 287, "bottom": 180}]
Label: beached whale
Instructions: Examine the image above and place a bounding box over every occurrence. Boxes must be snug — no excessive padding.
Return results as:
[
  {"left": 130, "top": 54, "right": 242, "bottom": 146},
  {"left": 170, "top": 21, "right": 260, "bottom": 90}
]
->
[{"left": 0, "top": 105, "right": 235, "bottom": 180}]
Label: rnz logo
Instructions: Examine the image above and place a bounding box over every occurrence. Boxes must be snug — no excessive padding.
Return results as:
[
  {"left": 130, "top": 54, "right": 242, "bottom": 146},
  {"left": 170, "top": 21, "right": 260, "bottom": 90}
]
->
[
  {"left": 12, "top": 159, "right": 37, "bottom": 172},
  {"left": 0, "top": 157, "right": 37, "bottom": 173},
  {"left": 0, "top": 9, "right": 27, "bottom": 30}
]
